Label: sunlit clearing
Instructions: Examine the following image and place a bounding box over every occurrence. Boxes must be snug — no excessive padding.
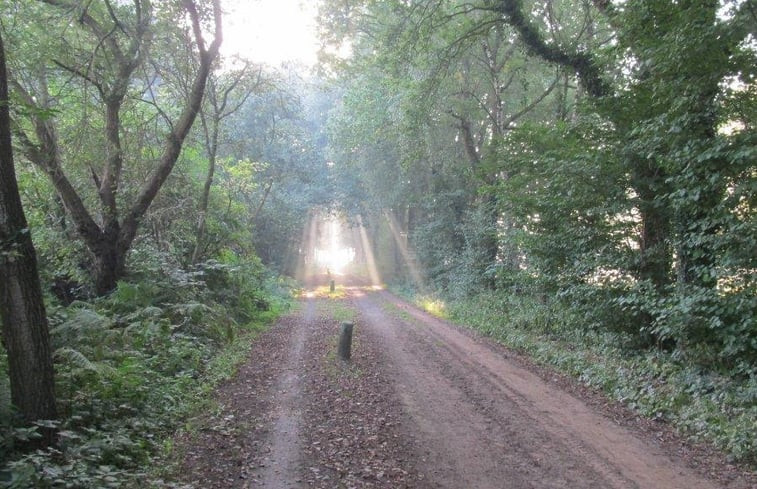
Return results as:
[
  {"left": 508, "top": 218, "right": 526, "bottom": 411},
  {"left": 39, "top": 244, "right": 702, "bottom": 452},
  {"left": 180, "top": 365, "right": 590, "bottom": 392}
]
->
[
  {"left": 385, "top": 211, "right": 425, "bottom": 290},
  {"left": 357, "top": 215, "right": 382, "bottom": 286},
  {"left": 223, "top": 0, "right": 319, "bottom": 66},
  {"left": 311, "top": 284, "right": 347, "bottom": 298},
  {"left": 315, "top": 246, "right": 355, "bottom": 274},
  {"left": 314, "top": 217, "right": 355, "bottom": 274}
]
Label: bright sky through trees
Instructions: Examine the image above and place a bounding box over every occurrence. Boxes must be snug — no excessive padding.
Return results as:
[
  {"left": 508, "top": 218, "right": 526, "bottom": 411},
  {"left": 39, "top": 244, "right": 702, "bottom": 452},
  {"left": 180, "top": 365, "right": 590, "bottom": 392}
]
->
[{"left": 223, "top": 0, "right": 320, "bottom": 66}]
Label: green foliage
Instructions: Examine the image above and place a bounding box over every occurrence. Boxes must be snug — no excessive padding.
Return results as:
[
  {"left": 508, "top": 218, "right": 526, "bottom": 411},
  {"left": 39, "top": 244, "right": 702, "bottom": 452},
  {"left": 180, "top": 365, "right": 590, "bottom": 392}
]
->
[
  {"left": 0, "top": 256, "right": 291, "bottom": 488},
  {"left": 413, "top": 199, "right": 500, "bottom": 298},
  {"left": 328, "top": 6, "right": 757, "bottom": 454},
  {"left": 15, "top": 166, "right": 91, "bottom": 299},
  {"left": 223, "top": 74, "right": 334, "bottom": 275}
]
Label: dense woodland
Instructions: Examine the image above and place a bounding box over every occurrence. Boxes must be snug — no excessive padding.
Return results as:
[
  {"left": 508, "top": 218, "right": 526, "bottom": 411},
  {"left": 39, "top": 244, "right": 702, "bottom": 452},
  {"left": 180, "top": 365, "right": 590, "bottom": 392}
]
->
[{"left": 0, "top": 0, "right": 755, "bottom": 486}]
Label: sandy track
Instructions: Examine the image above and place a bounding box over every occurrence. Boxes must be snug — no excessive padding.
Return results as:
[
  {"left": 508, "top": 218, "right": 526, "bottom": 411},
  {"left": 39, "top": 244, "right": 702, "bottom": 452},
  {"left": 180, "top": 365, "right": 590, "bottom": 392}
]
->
[
  {"left": 355, "top": 290, "right": 751, "bottom": 489},
  {"left": 174, "top": 286, "right": 753, "bottom": 488},
  {"left": 174, "top": 306, "right": 314, "bottom": 489}
]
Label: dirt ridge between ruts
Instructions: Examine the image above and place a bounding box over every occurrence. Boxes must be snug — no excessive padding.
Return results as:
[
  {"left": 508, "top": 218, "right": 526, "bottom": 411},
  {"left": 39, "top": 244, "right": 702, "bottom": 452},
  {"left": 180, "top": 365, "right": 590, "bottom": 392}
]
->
[{"left": 298, "top": 299, "right": 428, "bottom": 488}]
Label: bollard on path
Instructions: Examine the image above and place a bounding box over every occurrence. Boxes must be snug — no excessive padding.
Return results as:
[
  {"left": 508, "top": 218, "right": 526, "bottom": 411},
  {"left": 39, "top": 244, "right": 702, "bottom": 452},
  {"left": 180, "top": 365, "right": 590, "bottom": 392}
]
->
[
  {"left": 338, "top": 321, "right": 354, "bottom": 361},
  {"left": 330, "top": 280, "right": 335, "bottom": 293}
]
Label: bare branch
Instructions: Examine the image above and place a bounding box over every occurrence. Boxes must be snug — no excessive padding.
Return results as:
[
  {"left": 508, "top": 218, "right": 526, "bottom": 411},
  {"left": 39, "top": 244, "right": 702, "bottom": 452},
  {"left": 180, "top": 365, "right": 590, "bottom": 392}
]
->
[
  {"left": 10, "top": 86, "right": 103, "bottom": 248},
  {"left": 137, "top": 68, "right": 175, "bottom": 131},
  {"left": 503, "top": 73, "right": 560, "bottom": 128},
  {"left": 103, "top": 0, "right": 128, "bottom": 34},
  {"left": 40, "top": 0, "right": 127, "bottom": 65},
  {"left": 182, "top": 0, "right": 206, "bottom": 55},
  {"left": 121, "top": 0, "right": 223, "bottom": 247},
  {"left": 52, "top": 59, "right": 105, "bottom": 97},
  {"left": 447, "top": 111, "right": 481, "bottom": 167}
]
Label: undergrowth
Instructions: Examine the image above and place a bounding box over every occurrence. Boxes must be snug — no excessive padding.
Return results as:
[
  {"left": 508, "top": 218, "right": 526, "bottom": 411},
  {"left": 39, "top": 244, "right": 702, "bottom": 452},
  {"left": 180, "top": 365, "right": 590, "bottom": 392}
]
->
[
  {"left": 410, "top": 288, "right": 757, "bottom": 468},
  {"left": 0, "top": 256, "right": 292, "bottom": 488}
]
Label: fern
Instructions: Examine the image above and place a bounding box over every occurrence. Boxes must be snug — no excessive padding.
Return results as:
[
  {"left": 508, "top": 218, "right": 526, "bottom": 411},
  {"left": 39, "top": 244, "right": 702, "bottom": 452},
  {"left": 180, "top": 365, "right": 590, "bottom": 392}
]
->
[
  {"left": 51, "top": 309, "right": 112, "bottom": 344},
  {"left": 54, "top": 347, "right": 116, "bottom": 378},
  {"left": 2, "top": 253, "right": 287, "bottom": 487}
]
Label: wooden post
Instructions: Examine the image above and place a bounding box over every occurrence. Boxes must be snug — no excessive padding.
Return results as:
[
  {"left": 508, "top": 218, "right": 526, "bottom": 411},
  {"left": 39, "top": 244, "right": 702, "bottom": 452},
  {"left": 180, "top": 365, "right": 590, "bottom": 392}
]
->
[
  {"left": 338, "top": 321, "right": 353, "bottom": 361},
  {"left": 330, "top": 280, "right": 335, "bottom": 293}
]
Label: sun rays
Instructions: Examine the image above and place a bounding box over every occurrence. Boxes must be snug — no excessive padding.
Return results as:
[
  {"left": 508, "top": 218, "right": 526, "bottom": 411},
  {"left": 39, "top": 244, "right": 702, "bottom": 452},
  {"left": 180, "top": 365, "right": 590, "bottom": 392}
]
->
[{"left": 293, "top": 209, "right": 428, "bottom": 291}]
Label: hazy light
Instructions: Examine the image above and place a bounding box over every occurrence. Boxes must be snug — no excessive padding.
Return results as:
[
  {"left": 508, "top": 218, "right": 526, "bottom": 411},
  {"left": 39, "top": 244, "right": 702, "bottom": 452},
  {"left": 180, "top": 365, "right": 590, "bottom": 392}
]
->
[
  {"left": 420, "top": 297, "right": 447, "bottom": 318},
  {"left": 295, "top": 210, "right": 320, "bottom": 282},
  {"left": 315, "top": 217, "right": 354, "bottom": 274},
  {"left": 357, "top": 215, "right": 382, "bottom": 286},
  {"left": 223, "top": 0, "right": 320, "bottom": 66},
  {"left": 315, "top": 246, "right": 355, "bottom": 274},
  {"left": 385, "top": 211, "right": 425, "bottom": 289}
]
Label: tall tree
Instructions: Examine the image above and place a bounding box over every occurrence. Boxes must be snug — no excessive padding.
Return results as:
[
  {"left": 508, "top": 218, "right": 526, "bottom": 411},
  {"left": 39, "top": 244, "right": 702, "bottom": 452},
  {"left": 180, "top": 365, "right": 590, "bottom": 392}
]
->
[
  {"left": 0, "top": 29, "right": 57, "bottom": 443},
  {"left": 10, "top": 0, "right": 223, "bottom": 295},
  {"left": 223, "top": 69, "right": 333, "bottom": 274},
  {"left": 321, "top": 0, "right": 571, "bottom": 288},
  {"left": 322, "top": 0, "right": 757, "bottom": 360}
]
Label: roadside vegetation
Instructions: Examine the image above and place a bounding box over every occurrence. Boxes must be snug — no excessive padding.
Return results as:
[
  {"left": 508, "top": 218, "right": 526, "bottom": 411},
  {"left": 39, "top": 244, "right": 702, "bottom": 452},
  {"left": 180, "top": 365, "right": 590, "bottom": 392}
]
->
[
  {"left": 1, "top": 258, "right": 291, "bottom": 488},
  {"left": 401, "top": 287, "right": 757, "bottom": 467},
  {"left": 1, "top": 0, "right": 755, "bottom": 485}
]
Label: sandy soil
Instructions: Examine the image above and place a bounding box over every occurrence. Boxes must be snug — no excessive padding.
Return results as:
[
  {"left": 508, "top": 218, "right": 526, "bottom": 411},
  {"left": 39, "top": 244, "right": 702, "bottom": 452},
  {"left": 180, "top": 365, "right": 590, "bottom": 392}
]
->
[{"left": 173, "top": 283, "right": 755, "bottom": 489}]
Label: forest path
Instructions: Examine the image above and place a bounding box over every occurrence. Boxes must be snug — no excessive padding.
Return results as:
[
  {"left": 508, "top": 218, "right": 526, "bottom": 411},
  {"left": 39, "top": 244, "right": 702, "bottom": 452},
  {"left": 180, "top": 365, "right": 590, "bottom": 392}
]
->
[{"left": 174, "top": 282, "right": 752, "bottom": 488}]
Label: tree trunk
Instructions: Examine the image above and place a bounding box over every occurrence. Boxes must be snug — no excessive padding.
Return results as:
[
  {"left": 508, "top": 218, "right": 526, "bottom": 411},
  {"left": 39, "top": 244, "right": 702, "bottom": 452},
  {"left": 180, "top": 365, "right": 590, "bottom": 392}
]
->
[
  {"left": 0, "top": 31, "right": 57, "bottom": 445},
  {"left": 630, "top": 160, "right": 672, "bottom": 290},
  {"left": 93, "top": 240, "right": 127, "bottom": 296},
  {"left": 191, "top": 149, "right": 216, "bottom": 265},
  {"left": 479, "top": 195, "right": 500, "bottom": 289},
  {"left": 252, "top": 180, "right": 273, "bottom": 222},
  {"left": 12, "top": 0, "right": 222, "bottom": 296}
]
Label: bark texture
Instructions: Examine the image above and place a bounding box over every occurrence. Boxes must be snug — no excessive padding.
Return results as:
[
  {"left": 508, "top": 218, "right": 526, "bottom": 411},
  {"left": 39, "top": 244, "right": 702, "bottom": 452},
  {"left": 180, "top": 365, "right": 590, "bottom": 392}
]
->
[{"left": 0, "top": 30, "right": 57, "bottom": 441}]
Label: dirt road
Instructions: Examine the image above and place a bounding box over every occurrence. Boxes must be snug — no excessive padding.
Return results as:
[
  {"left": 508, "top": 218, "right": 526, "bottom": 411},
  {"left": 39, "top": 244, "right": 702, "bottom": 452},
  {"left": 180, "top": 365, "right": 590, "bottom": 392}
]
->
[{"left": 174, "top": 285, "right": 754, "bottom": 488}]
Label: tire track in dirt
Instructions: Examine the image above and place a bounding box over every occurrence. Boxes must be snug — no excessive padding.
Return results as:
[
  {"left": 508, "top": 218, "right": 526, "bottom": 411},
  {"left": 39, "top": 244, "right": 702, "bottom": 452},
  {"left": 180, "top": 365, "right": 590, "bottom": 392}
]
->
[
  {"left": 174, "top": 292, "right": 430, "bottom": 488},
  {"left": 297, "top": 298, "right": 428, "bottom": 488},
  {"left": 173, "top": 303, "right": 315, "bottom": 488},
  {"left": 353, "top": 289, "right": 748, "bottom": 489},
  {"left": 253, "top": 298, "right": 314, "bottom": 488}
]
